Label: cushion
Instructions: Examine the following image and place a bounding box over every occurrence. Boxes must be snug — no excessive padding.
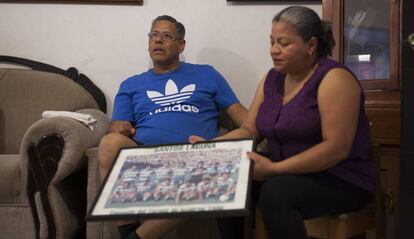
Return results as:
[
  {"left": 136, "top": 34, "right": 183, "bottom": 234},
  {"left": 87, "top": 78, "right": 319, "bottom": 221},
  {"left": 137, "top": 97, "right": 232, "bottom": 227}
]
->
[
  {"left": 0, "top": 154, "right": 23, "bottom": 204},
  {"left": 0, "top": 68, "right": 99, "bottom": 154}
]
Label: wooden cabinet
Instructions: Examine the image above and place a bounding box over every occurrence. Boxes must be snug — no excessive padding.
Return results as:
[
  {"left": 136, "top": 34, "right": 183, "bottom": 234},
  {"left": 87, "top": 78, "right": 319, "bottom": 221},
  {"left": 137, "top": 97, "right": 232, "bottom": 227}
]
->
[
  {"left": 322, "top": 0, "right": 402, "bottom": 238},
  {"left": 379, "top": 147, "right": 399, "bottom": 239},
  {"left": 365, "top": 91, "right": 400, "bottom": 145}
]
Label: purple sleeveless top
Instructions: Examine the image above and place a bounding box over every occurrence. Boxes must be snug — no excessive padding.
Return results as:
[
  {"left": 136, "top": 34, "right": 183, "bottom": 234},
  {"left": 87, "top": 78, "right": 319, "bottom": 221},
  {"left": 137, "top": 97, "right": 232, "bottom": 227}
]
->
[{"left": 256, "top": 58, "right": 374, "bottom": 193}]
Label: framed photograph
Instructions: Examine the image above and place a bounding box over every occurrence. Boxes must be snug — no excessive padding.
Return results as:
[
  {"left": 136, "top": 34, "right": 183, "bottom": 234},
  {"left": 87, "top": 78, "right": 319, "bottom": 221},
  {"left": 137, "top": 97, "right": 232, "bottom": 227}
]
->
[
  {"left": 0, "top": 0, "right": 142, "bottom": 5},
  {"left": 87, "top": 138, "right": 254, "bottom": 221},
  {"left": 227, "top": 0, "right": 319, "bottom": 2}
]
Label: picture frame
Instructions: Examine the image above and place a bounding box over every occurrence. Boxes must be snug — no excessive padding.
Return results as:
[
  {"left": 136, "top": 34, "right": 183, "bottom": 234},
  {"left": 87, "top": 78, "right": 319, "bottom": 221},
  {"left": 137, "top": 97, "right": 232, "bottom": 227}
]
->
[
  {"left": 227, "top": 0, "right": 319, "bottom": 2},
  {"left": 87, "top": 138, "right": 254, "bottom": 221},
  {"left": 0, "top": 0, "right": 142, "bottom": 5}
]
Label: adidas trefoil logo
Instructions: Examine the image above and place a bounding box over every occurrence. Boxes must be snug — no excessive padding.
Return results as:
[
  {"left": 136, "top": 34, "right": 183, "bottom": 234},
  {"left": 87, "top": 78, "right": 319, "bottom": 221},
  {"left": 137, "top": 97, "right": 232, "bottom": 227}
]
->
[
  {"left": 146, "top": 79, "right": 199, "bottom": 115},
  {"left": 147, "top": 79, "right": 195, "bottom": 106}
]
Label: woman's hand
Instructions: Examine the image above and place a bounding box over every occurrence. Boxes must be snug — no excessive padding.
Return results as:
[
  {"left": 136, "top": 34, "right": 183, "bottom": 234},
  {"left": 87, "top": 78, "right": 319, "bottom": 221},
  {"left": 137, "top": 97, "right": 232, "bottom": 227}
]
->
[
  {"left": 247, "top": 151, "right": 276, "bottom": 181},
  {"left": 188, "top": 135, "right": 206, "bottom": 144}
]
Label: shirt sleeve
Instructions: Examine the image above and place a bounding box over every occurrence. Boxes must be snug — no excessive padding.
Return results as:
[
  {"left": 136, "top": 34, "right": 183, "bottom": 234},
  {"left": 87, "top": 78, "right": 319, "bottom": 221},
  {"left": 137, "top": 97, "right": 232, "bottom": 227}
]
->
[
  {"left": 112, "top": 81, "right": 134, "bottom": 122},
  {"left": 210, "top": 66, "right": 239, "bottom": 109}
]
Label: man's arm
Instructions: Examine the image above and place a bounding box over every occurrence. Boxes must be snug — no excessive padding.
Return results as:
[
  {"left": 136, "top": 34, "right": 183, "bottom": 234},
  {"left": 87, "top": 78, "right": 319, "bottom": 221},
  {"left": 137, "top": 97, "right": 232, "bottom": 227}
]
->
[
  {"left": 223, "top": 103, "right": 248, "bottom": 128},
  {"left": 107, "top": 120, "right": 136, "bottom": 137}
]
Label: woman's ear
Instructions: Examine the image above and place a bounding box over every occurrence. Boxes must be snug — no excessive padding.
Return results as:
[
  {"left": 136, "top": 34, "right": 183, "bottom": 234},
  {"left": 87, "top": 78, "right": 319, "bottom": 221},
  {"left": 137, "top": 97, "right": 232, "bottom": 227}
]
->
[{"left": 308, "top": 37, "right": 318, "bottom": 56}]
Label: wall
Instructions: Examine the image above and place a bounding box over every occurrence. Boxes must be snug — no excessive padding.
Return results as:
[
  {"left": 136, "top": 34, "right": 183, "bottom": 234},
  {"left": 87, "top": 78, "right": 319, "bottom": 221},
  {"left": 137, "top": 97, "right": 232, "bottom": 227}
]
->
[{"left": 0, "top": 0, "right": 321, "bottom": 115}]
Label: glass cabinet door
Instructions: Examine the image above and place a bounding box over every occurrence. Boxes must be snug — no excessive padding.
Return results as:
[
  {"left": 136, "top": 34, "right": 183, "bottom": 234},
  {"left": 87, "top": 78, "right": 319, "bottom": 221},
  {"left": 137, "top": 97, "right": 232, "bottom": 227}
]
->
[
  {"left": 324, "top": 0, "right": 399, "bottom": 90},
  {"left": 344, "top": 0, "right": 389, "bottom": 81}
]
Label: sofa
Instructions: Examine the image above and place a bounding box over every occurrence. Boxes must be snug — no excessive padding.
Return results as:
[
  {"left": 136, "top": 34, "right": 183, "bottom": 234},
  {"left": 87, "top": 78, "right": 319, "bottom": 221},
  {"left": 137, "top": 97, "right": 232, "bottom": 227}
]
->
[
  {"left": 0, "top": 55, "right": 109, "bottom": 239},
  {"left": 0, "top": 55, "right": 247, "bottom": 239}
]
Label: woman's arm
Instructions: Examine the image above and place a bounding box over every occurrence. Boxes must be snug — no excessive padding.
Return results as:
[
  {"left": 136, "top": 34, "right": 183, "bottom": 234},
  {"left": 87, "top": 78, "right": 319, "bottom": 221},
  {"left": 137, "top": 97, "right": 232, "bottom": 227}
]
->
[
  {"left": 189, "top": 75, "right": 267, "bottom": 143},
  {"left": 217, "top": 75, "right": 266, "bottom": 140}
]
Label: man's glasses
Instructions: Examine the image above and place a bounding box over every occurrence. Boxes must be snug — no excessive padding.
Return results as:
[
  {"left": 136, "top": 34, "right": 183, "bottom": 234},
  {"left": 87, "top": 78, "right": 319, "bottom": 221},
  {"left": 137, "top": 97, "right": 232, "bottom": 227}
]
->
[{"left": 147, "top": 31, "right": 182, "bottom": 42}]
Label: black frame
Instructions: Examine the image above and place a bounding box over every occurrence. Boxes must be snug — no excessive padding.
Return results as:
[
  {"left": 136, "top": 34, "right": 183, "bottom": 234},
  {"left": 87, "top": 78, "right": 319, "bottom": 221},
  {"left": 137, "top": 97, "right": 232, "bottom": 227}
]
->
[
  {"left": 87, "top": 138, "right": 254, "bottom": 221},
  {"left": 0, "top": 0, "right": 142, "bottom": 4},
  {"left": 227, "top": 0, "right": 320, "bottom": 2}
]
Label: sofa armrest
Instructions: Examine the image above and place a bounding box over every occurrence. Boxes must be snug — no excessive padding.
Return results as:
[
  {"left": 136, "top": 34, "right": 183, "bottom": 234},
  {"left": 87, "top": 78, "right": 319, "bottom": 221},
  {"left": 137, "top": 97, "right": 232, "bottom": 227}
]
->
[
  {"left": 19, "top": 109, "right": 110, "bottom": 239},
  {"left": 20, "top": 109, "right": 109, "bottom": 182}
]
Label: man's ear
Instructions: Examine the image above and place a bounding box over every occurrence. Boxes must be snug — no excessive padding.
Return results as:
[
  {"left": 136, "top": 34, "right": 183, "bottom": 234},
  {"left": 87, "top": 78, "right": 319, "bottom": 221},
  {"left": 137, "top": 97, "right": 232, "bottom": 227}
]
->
[{"left": 179, "top": 40, "right": 186, "bottom": 54}]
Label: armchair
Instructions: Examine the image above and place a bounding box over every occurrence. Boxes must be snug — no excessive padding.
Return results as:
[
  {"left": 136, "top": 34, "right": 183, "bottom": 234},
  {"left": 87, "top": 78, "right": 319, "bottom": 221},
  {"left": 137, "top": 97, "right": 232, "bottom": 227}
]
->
[{"left": 0, "top": 56, "right": 109, "bottom": 239}]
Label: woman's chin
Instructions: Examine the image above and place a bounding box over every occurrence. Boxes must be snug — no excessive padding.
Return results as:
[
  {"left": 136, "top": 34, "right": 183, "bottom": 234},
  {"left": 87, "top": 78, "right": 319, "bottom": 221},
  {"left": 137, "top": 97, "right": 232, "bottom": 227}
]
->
[{"left": 273, "top": 65, "right": 286, "bottom": 73}]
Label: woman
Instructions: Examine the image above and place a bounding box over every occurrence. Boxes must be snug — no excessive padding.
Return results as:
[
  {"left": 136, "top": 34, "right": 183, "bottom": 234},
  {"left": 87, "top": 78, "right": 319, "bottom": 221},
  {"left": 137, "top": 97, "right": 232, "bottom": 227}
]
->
[{"left": 190, "top": 6, "right": 374, "bottom": 239}]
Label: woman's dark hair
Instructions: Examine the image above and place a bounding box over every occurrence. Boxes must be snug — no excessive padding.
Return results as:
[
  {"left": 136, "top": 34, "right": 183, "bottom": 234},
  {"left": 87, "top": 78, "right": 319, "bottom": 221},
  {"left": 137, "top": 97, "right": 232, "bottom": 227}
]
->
[
  {"left": 151, "top": 15, "right": 186, "bottom": 40},
  {"left": 273, "top": 6, "right": 335, "bottom": 58}
]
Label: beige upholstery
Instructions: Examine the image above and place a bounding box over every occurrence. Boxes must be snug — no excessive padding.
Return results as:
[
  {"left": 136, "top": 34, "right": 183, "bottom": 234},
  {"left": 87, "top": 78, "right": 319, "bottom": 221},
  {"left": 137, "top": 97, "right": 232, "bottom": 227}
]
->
[
  {"left": 0, "top": 60, "right": 109, "bottom": 239},
  {"left": 0, "top": 68, "right": 100, "bottom": 154}
]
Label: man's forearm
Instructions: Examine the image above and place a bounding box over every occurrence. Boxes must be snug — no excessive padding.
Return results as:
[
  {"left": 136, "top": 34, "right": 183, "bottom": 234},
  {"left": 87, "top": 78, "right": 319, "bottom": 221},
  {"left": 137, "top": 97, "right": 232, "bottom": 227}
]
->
[{"left": 225, "top": 103, "right": 248, "bottom": 127}]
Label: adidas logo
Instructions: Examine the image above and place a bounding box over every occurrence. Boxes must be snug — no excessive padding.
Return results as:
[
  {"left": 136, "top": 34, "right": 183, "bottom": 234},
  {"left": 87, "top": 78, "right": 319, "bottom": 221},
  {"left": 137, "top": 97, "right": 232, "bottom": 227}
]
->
[
  {"left": 146, "top": 79, "right": 199, "bottom": 115},
  {"left": 147, "top": 79, "right": 195, "bottom": 106}
]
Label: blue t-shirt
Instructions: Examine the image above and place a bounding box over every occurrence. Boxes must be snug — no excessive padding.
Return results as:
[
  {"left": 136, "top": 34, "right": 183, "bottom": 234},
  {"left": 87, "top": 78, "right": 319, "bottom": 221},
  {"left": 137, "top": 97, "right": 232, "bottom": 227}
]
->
[{"left": 112, "top": 62, "right": 239, "bottom": 145}]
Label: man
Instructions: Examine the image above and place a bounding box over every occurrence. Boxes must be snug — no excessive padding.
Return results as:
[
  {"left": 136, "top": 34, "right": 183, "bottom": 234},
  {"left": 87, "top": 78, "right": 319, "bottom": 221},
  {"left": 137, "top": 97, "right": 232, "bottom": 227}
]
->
[{"left": 98, "top": 15, "right": 247, "bottom": 239}]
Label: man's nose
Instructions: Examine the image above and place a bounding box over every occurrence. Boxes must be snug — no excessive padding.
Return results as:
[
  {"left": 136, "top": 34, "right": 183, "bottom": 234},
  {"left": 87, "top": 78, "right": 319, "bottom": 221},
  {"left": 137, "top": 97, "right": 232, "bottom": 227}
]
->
[{"left": 155, "top": 38, "right": 164, "bottom": 43}]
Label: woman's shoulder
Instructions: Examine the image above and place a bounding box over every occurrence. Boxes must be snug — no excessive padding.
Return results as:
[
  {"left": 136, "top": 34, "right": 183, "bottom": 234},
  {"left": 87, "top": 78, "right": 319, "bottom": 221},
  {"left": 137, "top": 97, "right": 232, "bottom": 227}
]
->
[
  {"left": 318, "top": 58, "right": 353, "bottom": 76},
  {"left": 318, "top": 58, "right": 346, "bottom": 70},
  {"left": 319, "top": 62, "right": 361, "bottom": 94},
  {"left": 318, "top": 58, "right": 356, "bottom": 80}
]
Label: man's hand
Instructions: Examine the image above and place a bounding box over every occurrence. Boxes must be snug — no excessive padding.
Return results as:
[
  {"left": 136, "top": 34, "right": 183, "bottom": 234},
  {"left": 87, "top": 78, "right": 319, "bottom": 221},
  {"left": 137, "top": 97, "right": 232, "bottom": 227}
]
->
[{"left": 108, "top": 120, "right": 136, "bottom": 137}]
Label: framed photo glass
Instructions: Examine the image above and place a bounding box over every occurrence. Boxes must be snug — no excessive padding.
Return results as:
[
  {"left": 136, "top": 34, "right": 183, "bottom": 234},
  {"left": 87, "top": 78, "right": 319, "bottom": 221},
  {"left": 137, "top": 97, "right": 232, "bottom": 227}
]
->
[{"left": 87, "top": 138, "right": 254, "bottom": 220}]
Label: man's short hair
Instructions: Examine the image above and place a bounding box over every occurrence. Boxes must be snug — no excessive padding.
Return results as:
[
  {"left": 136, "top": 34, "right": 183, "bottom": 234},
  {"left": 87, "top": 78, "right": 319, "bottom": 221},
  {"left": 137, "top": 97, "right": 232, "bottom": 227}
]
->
[{"left": 151, "top": 15, "right": 186, "bottom": 40}]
